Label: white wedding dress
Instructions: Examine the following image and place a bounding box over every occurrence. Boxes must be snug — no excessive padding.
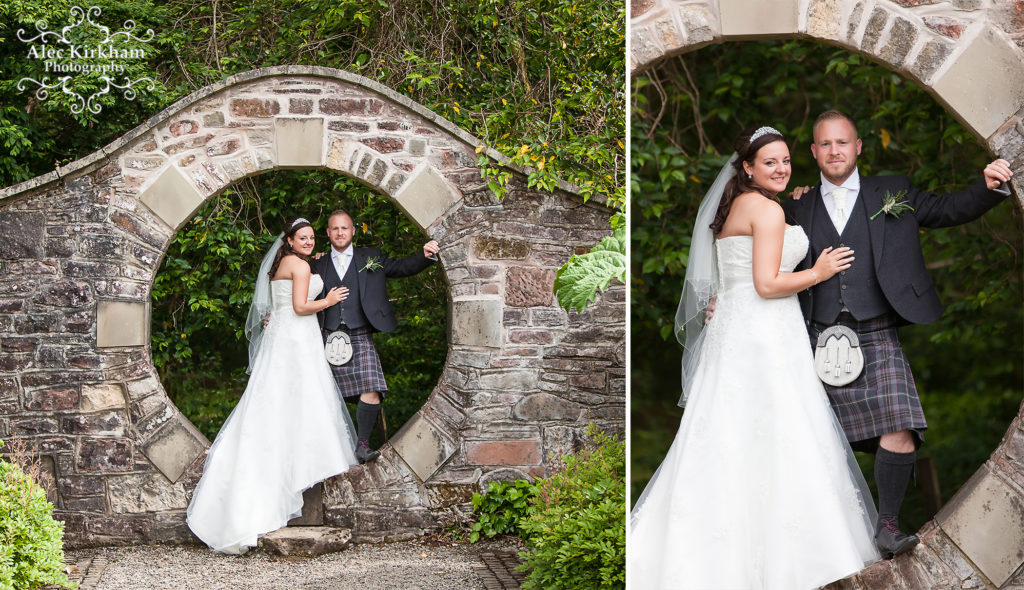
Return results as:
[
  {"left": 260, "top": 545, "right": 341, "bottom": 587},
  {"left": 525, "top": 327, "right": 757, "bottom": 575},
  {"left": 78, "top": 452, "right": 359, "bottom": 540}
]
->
[
  {"left": 630, "top": 225, "right": 880, "bottom": 589},
  {"left": 187, "top": 274, "right": 358, "bottom": 554}
]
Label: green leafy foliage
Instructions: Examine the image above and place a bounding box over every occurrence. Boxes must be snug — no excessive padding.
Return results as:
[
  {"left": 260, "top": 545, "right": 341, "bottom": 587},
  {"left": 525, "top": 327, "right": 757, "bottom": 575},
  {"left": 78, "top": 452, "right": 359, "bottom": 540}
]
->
[
  {"left": 0, "top": 441, "right": 74, "bottom": 590},
  {"left": 554, "top": 227, "right": 625, "bottom": 312},
  {"left": 517, "top": 424, "right": 625, "bottom": 589},
  {"left": 469, "top": 479, "right": 538, "bottom": 543},
  {"left": 1, "top": 0, "right": 624, "bottom": 210},
  {"left": 631, "top": 40, "right": 1022, "bottom": 533}
]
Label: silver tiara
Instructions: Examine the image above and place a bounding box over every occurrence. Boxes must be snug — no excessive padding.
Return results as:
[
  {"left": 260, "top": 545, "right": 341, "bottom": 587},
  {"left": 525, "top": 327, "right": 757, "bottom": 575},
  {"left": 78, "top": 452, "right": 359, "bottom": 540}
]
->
[
  {"left": 750, "top": 126, "right": 782, "bottom": 143},
  {"left": 291, "top": 217, "right": 310, "bottom": 229}
]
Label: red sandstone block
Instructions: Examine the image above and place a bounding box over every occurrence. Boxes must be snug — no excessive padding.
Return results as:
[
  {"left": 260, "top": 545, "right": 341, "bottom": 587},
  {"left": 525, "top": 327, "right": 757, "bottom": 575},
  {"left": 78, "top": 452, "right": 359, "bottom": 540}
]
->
[
  {"left": 508, "top": 329, "right": 554, "bottom": 345},
  {"left": 360, "top": 137, "right": 405, "bottom": 153},
  {"left": 229, "top": 98, "right": 280, "bottom": 117},
  {"left": 24, "top": 386, "right": 79, "bottom": 411},
  {"left": 466, "top": 440, "right": 542, "bottom": 466}
]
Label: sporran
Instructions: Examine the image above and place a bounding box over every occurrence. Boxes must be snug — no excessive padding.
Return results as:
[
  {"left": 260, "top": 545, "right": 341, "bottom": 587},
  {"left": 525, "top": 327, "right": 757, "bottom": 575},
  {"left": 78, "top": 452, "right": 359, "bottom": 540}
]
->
[
  {"left": 814, "top": 324, "right": 865, "bottom": 386},
  {"left": 325, "top": 330, "right": 353, "bottom": 366}
]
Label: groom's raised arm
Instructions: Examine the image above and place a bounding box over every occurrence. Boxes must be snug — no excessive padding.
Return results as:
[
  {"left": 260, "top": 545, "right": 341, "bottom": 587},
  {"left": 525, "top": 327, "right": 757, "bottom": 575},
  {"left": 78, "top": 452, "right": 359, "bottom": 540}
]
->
[
  {"left": 910, "top": 159, "right": 1012, "bottom": 228},
  {"left": 382, "top": 241, "right": 439, "bottom": 278}
]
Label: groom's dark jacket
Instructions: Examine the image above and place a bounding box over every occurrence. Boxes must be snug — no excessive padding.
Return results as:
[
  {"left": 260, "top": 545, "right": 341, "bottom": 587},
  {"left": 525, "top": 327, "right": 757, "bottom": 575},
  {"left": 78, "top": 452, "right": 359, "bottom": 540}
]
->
[
  {"left": 309, "top": 246, "right": 434, "bottom": 334},
  {"left": 782, "top": 175, "right": 1008, "bottom": 326}
]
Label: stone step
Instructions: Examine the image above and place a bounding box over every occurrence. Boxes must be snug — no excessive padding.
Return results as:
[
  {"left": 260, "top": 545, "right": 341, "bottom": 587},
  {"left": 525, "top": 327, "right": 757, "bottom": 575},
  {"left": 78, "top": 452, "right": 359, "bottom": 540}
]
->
[{"left": 259, "top": 526, "right": 352, "bottom": 557}]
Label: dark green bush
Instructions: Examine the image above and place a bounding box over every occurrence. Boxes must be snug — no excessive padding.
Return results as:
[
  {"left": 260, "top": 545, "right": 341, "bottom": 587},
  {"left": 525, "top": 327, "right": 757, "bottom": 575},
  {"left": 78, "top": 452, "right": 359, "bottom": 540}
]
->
[
  {"left": 469, "top": 479, "right": 538, "bottom": 543},
  {"left": 0, "top": 440, "right": 74, "bottom": 590},
  {"left": 517, "top": 424, "right": 625, "bottom": 589}
]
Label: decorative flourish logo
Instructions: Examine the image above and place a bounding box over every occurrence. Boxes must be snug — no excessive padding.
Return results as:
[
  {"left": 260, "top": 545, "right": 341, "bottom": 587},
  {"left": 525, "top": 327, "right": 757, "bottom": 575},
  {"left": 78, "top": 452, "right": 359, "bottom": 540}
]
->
[{"left": 16, "top": 5, "right": 156, "bottom": 115}]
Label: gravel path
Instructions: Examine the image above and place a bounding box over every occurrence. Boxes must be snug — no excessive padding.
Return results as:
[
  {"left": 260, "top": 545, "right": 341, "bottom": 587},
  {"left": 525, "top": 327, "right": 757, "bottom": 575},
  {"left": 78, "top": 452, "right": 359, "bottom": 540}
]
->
[{"left": 66, "top": 536, "right": 525, "bottom": 590}]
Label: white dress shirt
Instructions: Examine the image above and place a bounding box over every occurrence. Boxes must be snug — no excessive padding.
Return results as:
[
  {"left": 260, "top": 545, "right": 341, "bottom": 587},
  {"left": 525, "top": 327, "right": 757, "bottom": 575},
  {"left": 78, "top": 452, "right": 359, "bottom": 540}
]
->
[
  {"left": 331, "top": 244, "right": 354, "bottom": 279},
  {"left": 821, "top": 168, "right": 861, "bottom": 235}
]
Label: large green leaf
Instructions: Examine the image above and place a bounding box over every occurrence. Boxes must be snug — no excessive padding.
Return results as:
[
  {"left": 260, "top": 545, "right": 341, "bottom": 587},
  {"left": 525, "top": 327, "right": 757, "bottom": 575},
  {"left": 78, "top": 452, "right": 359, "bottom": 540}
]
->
[{"left": 554, "top": 228, "right": 625, "bottom": 313}]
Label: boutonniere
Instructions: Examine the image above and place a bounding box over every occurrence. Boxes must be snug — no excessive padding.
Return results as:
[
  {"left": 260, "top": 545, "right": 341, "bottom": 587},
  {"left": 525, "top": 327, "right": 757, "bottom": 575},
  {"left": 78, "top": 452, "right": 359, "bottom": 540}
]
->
[
  {"left": 359, "top": 256, "right": 383, "bottom": 273},
  {"left": 870, "top": 190, "right": 914, "bottom": 220}
]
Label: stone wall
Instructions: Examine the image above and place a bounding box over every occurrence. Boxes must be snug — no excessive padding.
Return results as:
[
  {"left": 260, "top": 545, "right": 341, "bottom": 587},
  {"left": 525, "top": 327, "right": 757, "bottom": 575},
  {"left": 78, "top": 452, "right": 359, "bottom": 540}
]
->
[
  {"left": 0, "top": 66, "right": 624, "bottom": 546},
  {"left": 630, "top": 1, "right": 1024, "bottom": 588}
]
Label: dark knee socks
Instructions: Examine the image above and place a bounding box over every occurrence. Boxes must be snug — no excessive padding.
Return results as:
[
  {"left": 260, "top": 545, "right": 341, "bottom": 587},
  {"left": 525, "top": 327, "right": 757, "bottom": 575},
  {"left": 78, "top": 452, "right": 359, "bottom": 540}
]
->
[
  {"left": 875, "top": 447, "right": 915, "bottom": 525},
  {"left": 356, "top": 400, "right": 380, "bottom": 444}
]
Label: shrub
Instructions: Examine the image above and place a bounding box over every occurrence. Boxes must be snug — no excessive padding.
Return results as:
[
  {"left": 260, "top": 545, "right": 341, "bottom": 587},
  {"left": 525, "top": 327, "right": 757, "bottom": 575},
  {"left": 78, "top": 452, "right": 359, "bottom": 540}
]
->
[
  {"left": 0, "top": 440, "right": 74, "bottom": 590},
  {"left": 469, "top": 479, "right": 538, "bottom": 543},
  {"left": 517, "top": 424, "right": 625, "bottom": 589}
]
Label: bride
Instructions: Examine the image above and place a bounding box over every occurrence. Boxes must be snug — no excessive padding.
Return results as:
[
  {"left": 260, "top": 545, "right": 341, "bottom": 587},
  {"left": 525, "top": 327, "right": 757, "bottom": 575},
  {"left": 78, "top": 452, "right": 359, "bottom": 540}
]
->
[
  {"left": 187, "top": 217, "right": 359, "bottom": 554},
  {"left": 629, "top": 127, "right": 880, "bottom": 588}
]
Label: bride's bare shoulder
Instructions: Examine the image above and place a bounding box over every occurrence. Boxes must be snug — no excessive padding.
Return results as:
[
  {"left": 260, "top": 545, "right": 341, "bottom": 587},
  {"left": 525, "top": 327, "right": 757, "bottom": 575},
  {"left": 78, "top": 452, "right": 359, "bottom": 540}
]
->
[{"left": 273, "top": 254, "right": 310, "bottom": 280}]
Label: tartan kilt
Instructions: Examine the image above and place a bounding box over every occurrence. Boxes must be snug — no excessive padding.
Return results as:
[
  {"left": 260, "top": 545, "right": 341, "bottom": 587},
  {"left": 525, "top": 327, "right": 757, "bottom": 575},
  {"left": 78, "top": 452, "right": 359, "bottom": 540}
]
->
[
  {"left": 324, "top": 326, "right": 388, "bottom": 402},
  {"left": 810, "top": 313, "right": 926, "bottom": 450}
]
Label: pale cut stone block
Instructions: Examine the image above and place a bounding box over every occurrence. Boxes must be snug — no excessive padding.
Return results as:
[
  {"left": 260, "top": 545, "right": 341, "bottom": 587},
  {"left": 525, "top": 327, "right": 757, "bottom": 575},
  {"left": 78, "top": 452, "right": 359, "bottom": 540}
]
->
[
  {"left": 138, "top": 166, "right": 205, "bottom": 230},
  {"left": 479, "top": 370, "right": 540, "bottom": 391},
  {"left": 275, "top": 117, "right": 324, "bottom": 167},
  {"left": 97, "top": 300, "right": 149, "bottom": 348},
  {"left": 720, "top": 0, "right": 799, "bottom": 37},
  {"left": 391, "top": 165, "right": 460, "bottom": 230},
  {"left": 261, "top": 526, "right": 351, "bottom": 556},
  {"left": 141, "top": 413, "right": 209, "bottom": 483},
  {"left": 936, "top": 466, "right": 1024, "bottom": 586},
  {"left": 806, "top": 0, "right": 842, "bottom": 40},
  {"left": 932, "top": 27, "right": 1024, "bottom": 139},
  {"left": 80, "top": 383, "right": 127, "bottom": 412},
  {"left": 449, "top": 296, "right": 502, "bottom": 348},
  {"left": 390, "top": 412, "right": 457, "bottom": 482},
  {"left": 325, "top": 137, "right": 358, "bottom": 174},
  {"left": 107, "top": 473, "right": 188, "bottom": 513}
]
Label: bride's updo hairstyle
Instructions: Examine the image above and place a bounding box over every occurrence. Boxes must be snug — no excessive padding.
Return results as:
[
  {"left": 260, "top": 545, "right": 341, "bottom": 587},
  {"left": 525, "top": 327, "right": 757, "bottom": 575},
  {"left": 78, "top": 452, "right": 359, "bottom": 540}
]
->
[
  {"left": 268, "top": 217, "right": 314, "bottom": 278},
  {"left": 710, "top": 126, "right": 787, "bottom": 236}
]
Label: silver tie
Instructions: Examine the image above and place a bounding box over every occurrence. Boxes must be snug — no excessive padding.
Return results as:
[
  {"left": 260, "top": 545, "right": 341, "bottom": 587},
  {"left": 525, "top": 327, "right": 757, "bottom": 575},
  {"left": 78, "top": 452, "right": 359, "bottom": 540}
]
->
[{"left": 832, "top": 187, "right": 848, "bottom": 230}]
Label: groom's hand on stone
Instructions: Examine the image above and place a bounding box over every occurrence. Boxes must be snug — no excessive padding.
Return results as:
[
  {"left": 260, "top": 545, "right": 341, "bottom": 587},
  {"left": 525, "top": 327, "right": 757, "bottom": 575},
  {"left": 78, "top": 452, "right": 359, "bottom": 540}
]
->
[
  {"left": 423, "top": 240, "right": 440, "bottom": 260},
  {"left": 983, "top": 159, "right": 1013, "bottom": 190},
  {"left": 790, "top": 186, "right": 812, "bottom": 200}
]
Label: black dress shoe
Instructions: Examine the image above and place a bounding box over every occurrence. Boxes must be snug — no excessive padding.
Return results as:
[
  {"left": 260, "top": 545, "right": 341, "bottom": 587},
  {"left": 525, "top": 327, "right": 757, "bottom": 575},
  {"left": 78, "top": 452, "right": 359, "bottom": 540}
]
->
[
  {"left": 875, "top": 518, "right": 919, "bottom": 559},
  {"left": 355, "top": 441, "right": 380, "bottom": 464}
]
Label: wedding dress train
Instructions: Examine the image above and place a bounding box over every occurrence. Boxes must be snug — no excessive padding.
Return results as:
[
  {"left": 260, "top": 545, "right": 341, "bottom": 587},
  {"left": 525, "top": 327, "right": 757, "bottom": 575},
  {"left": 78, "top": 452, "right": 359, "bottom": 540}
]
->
[
  {"left": 187, "top": 274, "right": 358, "bottom": 554},
  {"left": 630, "top": 225, "right": 880, "bottom": 589}
]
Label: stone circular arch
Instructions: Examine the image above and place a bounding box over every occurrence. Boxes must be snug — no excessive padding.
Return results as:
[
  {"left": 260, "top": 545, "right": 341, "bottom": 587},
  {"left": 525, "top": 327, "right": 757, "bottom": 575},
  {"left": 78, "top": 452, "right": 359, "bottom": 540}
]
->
[
  {"left": 631, "top": 2, "right": 1023, "bottom": 587},
  {"left": 0, "top": 66, "right": 624, "bottom": 545}
]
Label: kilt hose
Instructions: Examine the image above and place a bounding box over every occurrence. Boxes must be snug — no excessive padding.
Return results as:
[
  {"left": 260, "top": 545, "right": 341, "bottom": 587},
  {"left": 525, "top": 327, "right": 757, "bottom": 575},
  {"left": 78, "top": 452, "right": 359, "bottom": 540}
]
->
[
  {"left": 323, "top": 326, "right": 388, "bottom": 402},
  {"left": 810, "top": 312, "right": 927, "bottom": 453}
]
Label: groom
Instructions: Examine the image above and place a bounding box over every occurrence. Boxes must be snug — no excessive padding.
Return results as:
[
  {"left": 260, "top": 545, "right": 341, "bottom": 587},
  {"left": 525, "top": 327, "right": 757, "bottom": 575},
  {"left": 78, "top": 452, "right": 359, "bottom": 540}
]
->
[
  {"left": 784, "top": 109, "right": 1012, "bottom": 559},
  {"left": 310, "top": 209, "right": 439, "bottom": 463}
]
